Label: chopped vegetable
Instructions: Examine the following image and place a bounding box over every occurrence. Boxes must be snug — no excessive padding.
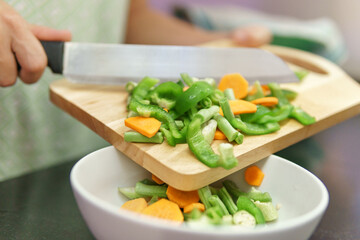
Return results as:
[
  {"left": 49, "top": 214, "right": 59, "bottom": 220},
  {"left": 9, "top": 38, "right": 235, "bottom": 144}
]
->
[
  {"left": 135, "top": 181, "right": 168, "bottom": 198},
  {"left": 218, "top": 73, "right": 249, "bottom": 99},
  {"left": 124, "top": 73, "right": 315, "bottom": 169},
  {"left": 267, "top": 82, "right": 290, "bottom": 107},
  {"left": 183, "top": 203, "right": 205, "bottom": 213},
  {"left": 244, "top": 165, "right": 265, "bottom": 187},
  {"left": 180, "top": 72, "right": 194, "bottom": 86},
  {"left": 209, "top": 195, "right": 229, "bottom": 216},
  {"left": 159, "top": 126, "right": 176, "bottom": 147},
  {"left": 253, "top": 201, "right": 278, "bottom": 222},
  {"left": 175, "top": 81, "right": 214, "bottom": 116},
  {"left": 233, "top": 210, "right": 256, "bottom": 227},
  {"left": 128, "top": 99, "right": 182, "bottom": 139},
  {"left": 132, "top": 76, "right": 159, "bottom": 100},
  {"left": 290, "top": 106, "right": 316, "bottom": 125},
  {"left": 209, "top": 89, "right": 225, "bottom": 105},
  {"left": 220, "top": 98, "right": 280, "bottom": 135},
  {"left": 224, "top": 88, "right": 236, "bottom": 100},
  {"left": 142, "top": 198, "right": 184, "bottom": 223},
  {"left": 148, "top": 81, "right": 183, "bottom": 110},
  {"left": 166, "top": 186, "right": 200, "bottom": 208},
  {"left": 241, "top": 105, "right": 271, "bottom": 123},
  {"left": 121, "top": 198, "right": 148, "bottom": 213},
  {"left": 201, "top": 119, "right": 217, "bottom": 144},
  {"left": 218, "top": 143, "right": 238, "bottom": 170},
  {"left": 124, "top": 116, "right": 162, "bottom": 138},
  {"left": 197, "top": 186, "right": 212, "bottom": 210},
  {"left": 219, "top": 99, "right": 257, "bottom": 116},
  {"left": 151, "top": 174, "right": 164, "bottom": 185},
  {"left": 124, "top": 131, "right": 164, "bottom": 144},
  {"left": 237, "top": 196, "right": 266, "bottom": 224},
  {"left": 251, "top": 97, "right": 279, "bottom": 107},
  {"left": 214, "top": 129, "right": 227, "bottom": 140},
  {"left": 294, "top": 69, "right": 309, "bottom": 81},
  {"left": 218, "top": 186, "right": 238, "bottom": 215},
  {"left": 281, "top": 89, "right": 298, "bottom": 101},
  {"left": 247, "top": 81, "right": 265, "bottom": 101},
  {"left": 118, "top": 174, "right": 279, "bottom": 227},
  {"left": 205, "top": 206, "right": 223, "bottom": 225},
  {"left": 148, "top": 196, "right": 159, "bottom": 205},
  {"left": 118, "top": 187, "right": 143, "bottom": 200},
  {"left": 214, "top": 114, "right": 243, "bottom": 144},
  {"left": 199, "top": 97, "right": 213, "bottom": 109},
  {"left": 187, "top": 107, "right": 220, "bottom": 168},
  {"left": 223, "top": 180, "right": 272, "bottom": 202},
  {"left": 256, "top": 104, "right": 294, "bottom": 124},
  {"left": 125, "top": 81, "right": 137, "bottom": 94}
]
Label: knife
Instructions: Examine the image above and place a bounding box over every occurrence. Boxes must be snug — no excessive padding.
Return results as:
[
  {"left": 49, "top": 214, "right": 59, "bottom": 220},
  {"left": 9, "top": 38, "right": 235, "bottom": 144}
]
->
[{"left": 40, "top": 41, "right": 298, "bottom": 85}]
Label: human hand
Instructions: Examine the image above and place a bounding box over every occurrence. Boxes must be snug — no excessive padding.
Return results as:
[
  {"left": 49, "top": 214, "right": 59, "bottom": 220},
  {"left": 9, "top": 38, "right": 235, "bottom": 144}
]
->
[
  {"left": 0, "top": 1, "right": 71, "bottom": 87},
  {"left": 230, "top": 25, "right": 272, "bottom": 47}
]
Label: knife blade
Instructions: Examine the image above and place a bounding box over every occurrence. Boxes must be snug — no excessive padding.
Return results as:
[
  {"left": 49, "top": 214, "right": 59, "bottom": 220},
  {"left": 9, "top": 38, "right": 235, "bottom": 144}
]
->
[{"left": 41, "top": 41, "right": 298, "bottom": 85}]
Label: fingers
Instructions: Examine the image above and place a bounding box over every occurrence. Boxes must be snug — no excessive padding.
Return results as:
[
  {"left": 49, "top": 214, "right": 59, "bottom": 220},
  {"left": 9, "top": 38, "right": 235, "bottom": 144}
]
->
[
  {"left": 6, "top": 14, "right": 47, "bottom": 84},
  {"left": 30, "top": 24, "right": 72, "bottom": 42},
  {"left": 0, "top": 37, "right": 17, "bottom": 87},
  {"left": 231, "top": 25, "right": 272, "bottom": 47},
  {"left": 0, "top": 2, "right": 47, "bottom": 86},
  {"left": 0, "top": 1, "right": 72, "bottom": 87}
]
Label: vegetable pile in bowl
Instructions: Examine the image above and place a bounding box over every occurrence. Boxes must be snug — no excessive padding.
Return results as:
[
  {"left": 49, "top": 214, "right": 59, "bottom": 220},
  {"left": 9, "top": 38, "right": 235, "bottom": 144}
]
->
[
  {"left": 119, "top": 164, "right": 278, "bottom": 227},
  {"left": 70, "top": 146, "right": 329, "bottom": 240},
  {"left": 124, "top": 72, "right": 315, "bottom": 170}
]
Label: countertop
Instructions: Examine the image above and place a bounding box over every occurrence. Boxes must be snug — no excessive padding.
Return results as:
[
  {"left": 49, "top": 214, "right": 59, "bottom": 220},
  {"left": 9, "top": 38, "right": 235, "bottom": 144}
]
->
[{"left": 1, "top": 114, "right": 359, "bottom": 240}]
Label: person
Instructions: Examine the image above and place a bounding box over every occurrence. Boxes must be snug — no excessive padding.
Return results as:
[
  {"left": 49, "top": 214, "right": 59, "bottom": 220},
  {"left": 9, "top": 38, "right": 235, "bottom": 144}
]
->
[{"left": 0, "top": 0, "right": 272, "bottom": 181}]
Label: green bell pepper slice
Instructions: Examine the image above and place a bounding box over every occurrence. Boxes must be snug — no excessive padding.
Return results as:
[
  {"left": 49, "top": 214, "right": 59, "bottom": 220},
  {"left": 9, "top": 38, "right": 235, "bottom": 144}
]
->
[
  {"left": 186, "top": 106, "right": 220, "bottom": 168},
  {"left": 267, "top": 82, "right": 289, "bottom": 107},
  {"left": 131, "top": 76, "right": 159, "bottom": 100},
  {"left": 237, "top": 196, "right": 266, "bottom": 224},
  {"left": 241, "top": 105, "right": 271, "bottom": 123},
  {"left": 257, "top": 104, "right": 294, "bottom": 124},
  {"left": 290, "top": 106, "right": 316, "bottom": 125},
  {"left": 148, "top": 81, "right": 183, "bottom": 110},
  {"left": 175, "top": 81, "right": 214, "bottom": 115}
]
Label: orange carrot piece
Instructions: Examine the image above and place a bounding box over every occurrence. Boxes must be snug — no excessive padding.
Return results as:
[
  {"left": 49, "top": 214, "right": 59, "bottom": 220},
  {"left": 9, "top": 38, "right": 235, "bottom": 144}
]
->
[
  {"left": 183, "top": 203, "right": 205, "bottom": 213},
  {"left": 183, "top": 86, "right": 189, "bottom": 91},
  {"left": 248, "top": 85, "right": 270, "bottom": 96},
  {"left": 141, "top": 198, "right": 184, "bottom": 222},
  {"left": 251, "top": 97, "right": 279, "bottom": 107},
  {"left": 214, "top": 129, "right": 227, "bottom": 140},
  {"left": 124, "top": 116, "right": 161, "bottom": 138},
  {"left": 152, "top": 174, "right": 164, "bottom": 185},
  {"left": 218, "top": 73, "right": 249, "bottom": 99},
  {"left": 219, "top": 99, "right": 257, "bottom": 116},
  {"left": 166, "top": 186, "right": 200, "bottom": 208},
  {"left": 261, "top": 85, "right": 270, "bottom": 95},
  {"left": 121, "top": 198, "right": 148, "bottom": 213},
  {"left": 244, "top": 165, "right": 265, "bottom": 187},
  {"left": 248, "top": 86, "right": 259, "bottom": 96}
]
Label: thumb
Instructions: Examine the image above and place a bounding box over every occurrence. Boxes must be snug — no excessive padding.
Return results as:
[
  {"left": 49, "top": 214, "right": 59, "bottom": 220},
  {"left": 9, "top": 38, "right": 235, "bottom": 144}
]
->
[
  {"left": 231, "top": 25, "right": 272, "bottom": 47},
  {"left": 30, "top": 24, "right": 72, "bottom": 42}
]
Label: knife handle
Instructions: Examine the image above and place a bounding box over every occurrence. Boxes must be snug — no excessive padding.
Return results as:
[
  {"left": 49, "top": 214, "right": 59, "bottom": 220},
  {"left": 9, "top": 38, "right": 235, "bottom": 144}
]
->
[
  {"left": 40, "top": 41, "right": 64, "bottom": 74},
  {"left": 16, "top": 41, "right": 64, "bottom": 74}
]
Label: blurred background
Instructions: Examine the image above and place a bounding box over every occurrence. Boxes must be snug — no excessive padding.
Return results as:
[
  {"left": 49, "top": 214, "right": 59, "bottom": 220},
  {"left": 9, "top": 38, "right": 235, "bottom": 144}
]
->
[{"left": 149, "top": 0, "right": 360, "bottom": 80}]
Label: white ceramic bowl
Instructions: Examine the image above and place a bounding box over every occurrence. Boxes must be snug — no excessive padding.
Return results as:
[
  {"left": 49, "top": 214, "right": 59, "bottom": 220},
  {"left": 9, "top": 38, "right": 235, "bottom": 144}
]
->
[{"left": 70, "top": 146, "right": 329, "bottom": 240}]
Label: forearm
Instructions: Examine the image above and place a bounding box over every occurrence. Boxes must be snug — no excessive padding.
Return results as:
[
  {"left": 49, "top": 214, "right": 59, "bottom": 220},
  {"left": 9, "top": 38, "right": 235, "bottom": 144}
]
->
[{"left": 125, "top": 0, "right": 228, "bottom": 45}]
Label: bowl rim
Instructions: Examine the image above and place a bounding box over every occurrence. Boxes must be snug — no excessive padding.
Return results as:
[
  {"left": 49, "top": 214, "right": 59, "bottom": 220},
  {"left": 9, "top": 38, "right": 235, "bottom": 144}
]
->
[{"left": 70, "top": 146, "right": 329, "bottom": 236}]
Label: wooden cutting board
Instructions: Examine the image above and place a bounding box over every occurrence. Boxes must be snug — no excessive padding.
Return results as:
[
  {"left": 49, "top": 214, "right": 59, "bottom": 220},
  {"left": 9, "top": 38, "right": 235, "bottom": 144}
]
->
[{"left": 49, "top": 41, "right": 360, "bottom": 191}]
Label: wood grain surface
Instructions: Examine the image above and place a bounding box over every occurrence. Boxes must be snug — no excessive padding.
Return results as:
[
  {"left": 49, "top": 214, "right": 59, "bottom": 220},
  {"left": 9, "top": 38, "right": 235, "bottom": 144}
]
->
[{"left": 49, "top": 41, "right": 360, "bottom": 190}]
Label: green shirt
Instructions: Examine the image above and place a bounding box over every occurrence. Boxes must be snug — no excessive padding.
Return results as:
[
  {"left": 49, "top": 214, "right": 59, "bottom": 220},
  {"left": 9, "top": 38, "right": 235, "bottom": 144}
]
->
[{"left": 0, "top": 0, "right": 129, "bottom": 181}]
